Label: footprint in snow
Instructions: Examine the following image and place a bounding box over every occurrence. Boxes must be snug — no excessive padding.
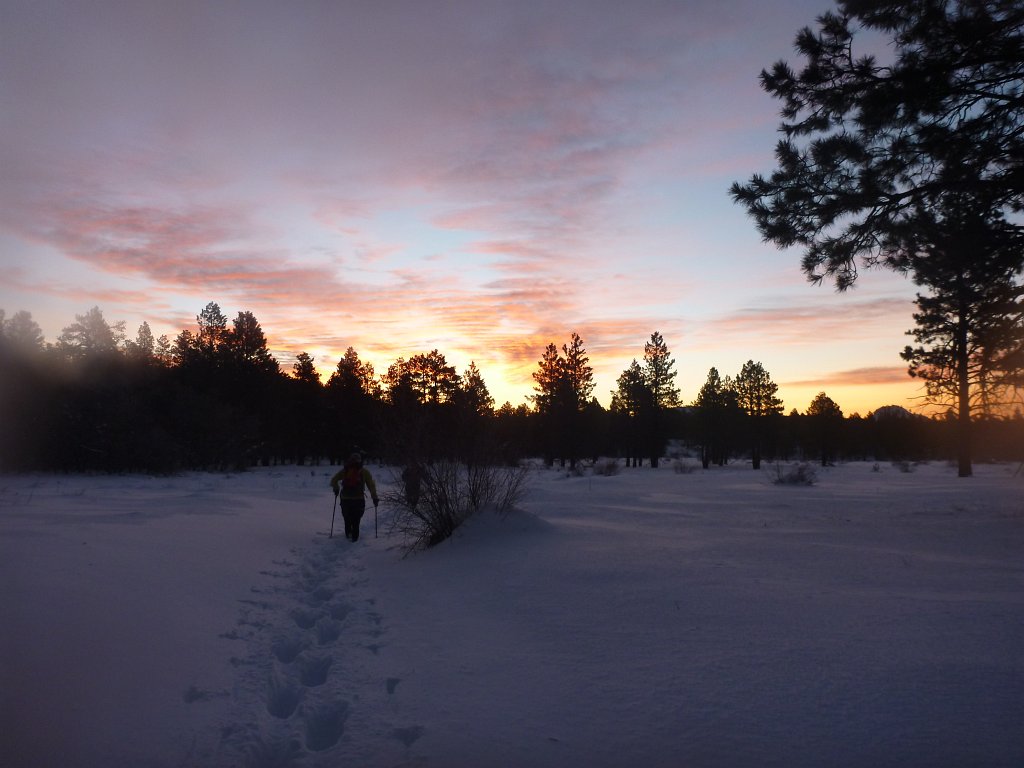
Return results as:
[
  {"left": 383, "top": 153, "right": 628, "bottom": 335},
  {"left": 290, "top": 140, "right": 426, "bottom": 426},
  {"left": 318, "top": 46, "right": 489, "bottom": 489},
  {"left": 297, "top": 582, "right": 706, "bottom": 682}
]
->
[
  {"left": 265, "top": 667, "right": 302, "bottom": 719},
  {"left": 270, "top": 633, "right": 308, "bottom": 664},
  {"left": 314, "top": 618, "right": 342, "bottom": 646},
  {"left": 302, "top": 700, "right": 349, "bottom": 752},
  {"left": 392, "top": 725, "right": 424, "bottom": 747},
  {"left": 290, "top": 607, "right": 321, "bottom": 630},
  {"left": 297, "top": 652, "right": 332, "bottom": 687}
]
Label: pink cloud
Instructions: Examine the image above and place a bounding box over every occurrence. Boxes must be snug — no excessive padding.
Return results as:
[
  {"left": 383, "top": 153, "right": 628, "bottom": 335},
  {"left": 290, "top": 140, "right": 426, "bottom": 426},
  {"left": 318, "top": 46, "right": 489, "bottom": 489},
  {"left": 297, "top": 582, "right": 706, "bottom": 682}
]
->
[
  {"left": 700, "top": 297, "right": 914, "bottom": 346},
  {"left": 784, "top": 367, "right": 912, "bottom": 388}
]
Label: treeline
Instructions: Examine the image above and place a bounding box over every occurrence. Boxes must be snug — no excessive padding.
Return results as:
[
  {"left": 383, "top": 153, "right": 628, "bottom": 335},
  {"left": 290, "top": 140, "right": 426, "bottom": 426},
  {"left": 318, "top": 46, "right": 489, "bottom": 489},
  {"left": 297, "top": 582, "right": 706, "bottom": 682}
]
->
[{"left": 1, "top": 303, "right": 1021, "bottom": 474}]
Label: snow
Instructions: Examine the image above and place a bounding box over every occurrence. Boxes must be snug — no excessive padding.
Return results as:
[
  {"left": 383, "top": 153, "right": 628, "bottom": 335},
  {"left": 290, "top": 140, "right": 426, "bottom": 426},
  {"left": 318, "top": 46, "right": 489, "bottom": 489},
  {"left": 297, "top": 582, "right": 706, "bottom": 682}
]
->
[{"left": 1, "top": 461, "right": 1022, "bottom": 768}]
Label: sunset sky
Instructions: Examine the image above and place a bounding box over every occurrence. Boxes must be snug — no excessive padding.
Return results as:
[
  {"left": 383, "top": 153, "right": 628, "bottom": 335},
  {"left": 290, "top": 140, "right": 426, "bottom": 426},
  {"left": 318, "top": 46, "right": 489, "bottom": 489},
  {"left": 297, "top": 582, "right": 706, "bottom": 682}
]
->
[{"left": 0, "top": 0, "right": 927, "bottom": 415}]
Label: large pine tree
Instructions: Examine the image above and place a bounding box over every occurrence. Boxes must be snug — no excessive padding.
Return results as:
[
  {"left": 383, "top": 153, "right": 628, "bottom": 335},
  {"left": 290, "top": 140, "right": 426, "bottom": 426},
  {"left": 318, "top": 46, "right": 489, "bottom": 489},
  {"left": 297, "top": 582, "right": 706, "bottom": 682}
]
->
[
  {"left": 731, "top": 0, "right": 1024, "bottom": 476},
  {"left": 642, "top": 331, "right": 681, "bottom": 467},
  {"left": 734, "top": 360, "right": 784, "bottom": 469}
]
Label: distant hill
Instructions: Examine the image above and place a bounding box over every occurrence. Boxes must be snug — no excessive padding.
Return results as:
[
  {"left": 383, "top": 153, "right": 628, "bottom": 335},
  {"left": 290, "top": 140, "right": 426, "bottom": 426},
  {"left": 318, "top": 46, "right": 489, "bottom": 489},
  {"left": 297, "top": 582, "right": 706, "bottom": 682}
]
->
[{"left": 871, "top": 404, "right": 920, "bottom": 420}]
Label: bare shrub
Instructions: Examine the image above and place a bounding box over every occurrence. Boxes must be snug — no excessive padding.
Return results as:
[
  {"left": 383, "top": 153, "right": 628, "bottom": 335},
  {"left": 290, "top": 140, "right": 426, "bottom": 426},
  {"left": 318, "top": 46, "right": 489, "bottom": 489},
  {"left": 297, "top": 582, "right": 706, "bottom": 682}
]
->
[
  {"left": 489, "top": 462, "right": 529, "bottom": 517},
  {"left": 564, "top": 462, "right": 588, "bottom": 478},
  {"left": 386, "top": 459, "right": 530, "bottom": 553},
  {"left": 772, "top": 462, "right": 817, "bottom": 486},
  {"left": 672, "top": 459, "right": 697, "bottom": 474},
  {"left": 593, "top": 458, "right": 620, "bottom": 476}
]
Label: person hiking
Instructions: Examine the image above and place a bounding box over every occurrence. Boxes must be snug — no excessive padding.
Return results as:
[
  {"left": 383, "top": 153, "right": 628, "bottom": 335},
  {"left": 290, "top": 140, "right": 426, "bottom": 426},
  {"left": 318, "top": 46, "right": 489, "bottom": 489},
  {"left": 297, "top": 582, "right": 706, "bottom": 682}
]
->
[{"left": 330, "top": 452, "right": 379, "bottom": 542}]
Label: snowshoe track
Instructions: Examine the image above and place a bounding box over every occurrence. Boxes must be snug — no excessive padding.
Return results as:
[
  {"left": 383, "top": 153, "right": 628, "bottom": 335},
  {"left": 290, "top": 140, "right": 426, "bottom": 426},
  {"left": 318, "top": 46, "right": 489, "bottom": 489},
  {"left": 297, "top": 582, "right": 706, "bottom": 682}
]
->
[{"left": 186, "top": 537, "right": 423, "bottom": 766}]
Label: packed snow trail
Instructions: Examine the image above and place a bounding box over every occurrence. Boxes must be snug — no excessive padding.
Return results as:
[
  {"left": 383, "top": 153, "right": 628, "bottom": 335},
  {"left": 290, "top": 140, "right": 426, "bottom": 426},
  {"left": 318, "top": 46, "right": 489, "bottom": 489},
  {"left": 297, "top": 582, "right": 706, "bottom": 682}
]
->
[{"left": 187, "top": 505, "right": 426, "bottom": 767}]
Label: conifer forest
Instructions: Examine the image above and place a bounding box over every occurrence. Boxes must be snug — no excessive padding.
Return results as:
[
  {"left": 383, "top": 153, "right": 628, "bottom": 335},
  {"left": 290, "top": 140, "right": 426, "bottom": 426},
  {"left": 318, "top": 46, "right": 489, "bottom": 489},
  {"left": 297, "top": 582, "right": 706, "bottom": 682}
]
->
[{"left": 2, "top": 303, "right": 1020, "bottom": 474}]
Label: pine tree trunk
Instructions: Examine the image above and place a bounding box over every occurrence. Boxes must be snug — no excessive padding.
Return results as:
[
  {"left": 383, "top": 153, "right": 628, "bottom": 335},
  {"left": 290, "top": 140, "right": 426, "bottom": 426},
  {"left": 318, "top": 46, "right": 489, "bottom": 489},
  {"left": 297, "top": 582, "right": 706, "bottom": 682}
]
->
[
  {"left": 957, "top": 354, "right": 973, "bottom": 478},
  {"left": 956, "top": 294, "right": 973, "bottom": 478}
]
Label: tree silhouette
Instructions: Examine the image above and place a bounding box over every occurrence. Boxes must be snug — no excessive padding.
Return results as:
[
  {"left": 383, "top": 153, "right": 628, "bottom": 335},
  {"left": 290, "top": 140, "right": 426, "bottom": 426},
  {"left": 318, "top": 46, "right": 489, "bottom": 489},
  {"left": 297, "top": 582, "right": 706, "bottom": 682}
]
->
[
  {"left": 531, "top": 333, "right": 595, "bottom": 468},
  {"left": 692, "top": 367, "right": 740, "bottom": 468},
  {"left": 611, "top": 359, "right": 653, "bottom": 467},
  {"left": 5, "top": 294, "right": 1021, "bottom": 473},
  {"left": 730, "top": 1, "right": 1024, "bottom": 475},
  {"left": 124, "top": 321, "right": 156, "bottom": 362},
  {"left": 458, "top": 361, "right": 494, "bottom": 417},
  {"left": 330, "top": 347, "right": 377, "bottom": 396},
  {"left": 407, "top": 350, "right": 459, "bottom": 405},
  {"left": 57, "top": 306, "right": 123, "bottom": 359},
  {"left": 806, "top": 391, "right": 844, "bottom": 466},
  {"left": 731, "top": 1, "right": 1024, "bottom": 289},
  {"left": 282, "top": 352, "right": 325, "bottom": 464},
  {"left": 292, "top": 352, "right": 321, "bottom": 385},
  {"left": 3, "top": 310, "right": 45, "bottom": 352},
  {"left": 327, "top": 347, "right": 380, "bottom": 461},
  {"left": 226, "top": 310, "right": 278, "bottom": 373},
  {"left": 531, "top": 343, "right": 564, "bottom": 466},
  {"left": 196, "top": 302, "right": 228, "bottom": 358},
  {"left": 642, "top": 331, "right": 681, "bottom": 467},
  {"left": 898, "top": 196, "right": 1024, "bottom": 475},
  {"left": 734, "top": 360, "right": 783, "bottom": 469},
  {"left": 451, "top": 361, "right": 495, "bottom": 464}
]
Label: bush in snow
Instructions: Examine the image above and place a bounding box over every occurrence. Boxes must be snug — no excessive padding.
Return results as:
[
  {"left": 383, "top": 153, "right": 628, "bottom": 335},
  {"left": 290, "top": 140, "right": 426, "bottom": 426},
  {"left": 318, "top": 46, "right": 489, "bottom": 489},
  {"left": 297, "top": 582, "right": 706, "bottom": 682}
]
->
[
  {"left": 672, "top": 459, "right": 697, "bottom": 474},
  {"left": 593, "top": 458, "right": 620, "bottom": 476},
  {"left": 772, "top": 462, "right": 817, "bottom": 486},
  {"left": 386, "top": 459, "right": 529, "bottom": 553}
]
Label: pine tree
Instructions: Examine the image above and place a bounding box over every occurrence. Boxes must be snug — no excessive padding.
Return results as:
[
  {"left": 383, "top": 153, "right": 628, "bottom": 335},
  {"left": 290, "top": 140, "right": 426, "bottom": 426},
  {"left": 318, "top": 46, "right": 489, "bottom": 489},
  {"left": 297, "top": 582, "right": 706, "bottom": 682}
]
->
[
  {"left": 130, "top": 321, "right": 156, "bottom": 359},
  {"left": 643, "top": 331, "right": 680, "bottom": 409},
  {"left": 460, "top": 362, "right": 494, "bottom": 417},
  {"left": 731, "top": 1, "right": 1024, "bottom": 289},
  {"left": 292, "top": 352, "right": 321, "bottom": 385},
  {"left": 406, "top": 350, "right": 459, "bottom": 405},
  {"left": 899, "top": 204, "right": 1024, "bottom": 475},
  {"left": 611, "top": 359, "right": 652, "bottom": 466},
  {"left": 531, "top": 334, "right": 595, "bottom": 468},
  {"left": 561, "top": 332, "right": 595, "bottom": 411},
  {"left": 331, "top": 347, "right": 378, "bottom": 397},
  {"left": 731, "top": 1, "right": 1024, "bottom": 476},
  {"left": 196, "top": 302, "right": 228, "bottom": 357},
  {"left": 3, "top": 310, "right": 45, "bottom": 352},
  {"left": 57, "top": 306, "right": 123, "bottom": 358},
  {"left": 734, "top": 361, "right": 783, "bottom": 418},
  {"left": 227, "top": 311, "right": 278, "bottom": 373},
  {"left": 328, "top": 348, "right": 380, "bottom": 461},
  {"left": 693, "top": 367, "right": 739, "bottom": 468},
  {"left": 734, "top": 360, "right": 783, "bottom": 469},
  {"left": 806, "top": 392, "right": 844, "bottom": 467},
  {"left": 531, "top": 343, "right": 563, "bottom": 417},
  {"left": 642, "top": 331, "right": 680, "bottom": 466}
]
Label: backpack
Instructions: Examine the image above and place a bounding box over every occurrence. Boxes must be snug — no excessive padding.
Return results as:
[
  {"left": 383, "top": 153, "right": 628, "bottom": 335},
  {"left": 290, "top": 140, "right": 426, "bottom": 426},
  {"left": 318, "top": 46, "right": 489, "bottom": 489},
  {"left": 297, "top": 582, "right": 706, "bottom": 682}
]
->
[{"left": 341, "top": 466, "right": 364, "bottom": 494}]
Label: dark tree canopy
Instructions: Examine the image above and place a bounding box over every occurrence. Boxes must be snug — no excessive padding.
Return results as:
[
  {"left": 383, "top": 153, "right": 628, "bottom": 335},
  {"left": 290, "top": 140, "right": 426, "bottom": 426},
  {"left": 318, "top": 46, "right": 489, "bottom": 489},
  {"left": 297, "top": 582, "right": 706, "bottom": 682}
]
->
[
  {"left": 530, "top": 333, "right": 596, "bottom": 468},
  {"left": 292, "top": 352, "right": 321, "bottom": 384},
  {"left": 3, "top": 310, "right": 45, "bottom": 351},
  {"left": 643, "top": 331, "right": 681, "bottom": 409},
  {"left": 731, "top": 0, "right": 1024, "bottom": 476},
  {"left": 57, "top": 306, "right": 123, "bottom": 358},
  {"left": 807, "top": 391, "right": 843, "bottom": 419},
  {"left": 734, "top": 360, "right": 784, "bottom": 418},
  {"left": 731, "top": 0, "right": 1024, "bottom": 289},
  {"left": 330, "top": 347, "right": 377, "bottom": 396},
  {"left": 459, "top": 361, "right": 495, "bottom": 417}
]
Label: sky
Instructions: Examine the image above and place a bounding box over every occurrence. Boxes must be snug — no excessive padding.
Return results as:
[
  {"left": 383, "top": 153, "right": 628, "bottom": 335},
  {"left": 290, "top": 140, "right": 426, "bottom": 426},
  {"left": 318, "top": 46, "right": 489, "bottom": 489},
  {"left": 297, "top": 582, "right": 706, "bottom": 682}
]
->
[{"left": 0, "top": 0, "right": 928, "bottom": 415}]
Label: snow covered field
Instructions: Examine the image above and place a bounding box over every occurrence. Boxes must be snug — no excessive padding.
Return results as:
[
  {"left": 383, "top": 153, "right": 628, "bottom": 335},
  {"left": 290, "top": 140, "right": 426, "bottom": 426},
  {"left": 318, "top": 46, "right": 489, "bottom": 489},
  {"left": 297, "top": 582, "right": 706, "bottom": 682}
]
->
[{"left": 1, "top": 460, "right": 1021, "bottom": 768}]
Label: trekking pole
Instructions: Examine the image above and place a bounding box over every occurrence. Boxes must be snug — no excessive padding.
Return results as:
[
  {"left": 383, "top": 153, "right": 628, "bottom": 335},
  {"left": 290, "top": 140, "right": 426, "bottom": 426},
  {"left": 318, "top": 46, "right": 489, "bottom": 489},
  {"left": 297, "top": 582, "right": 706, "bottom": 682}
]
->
[{"left": 329, "top": 493, "right": 338, "bottom": 539}]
